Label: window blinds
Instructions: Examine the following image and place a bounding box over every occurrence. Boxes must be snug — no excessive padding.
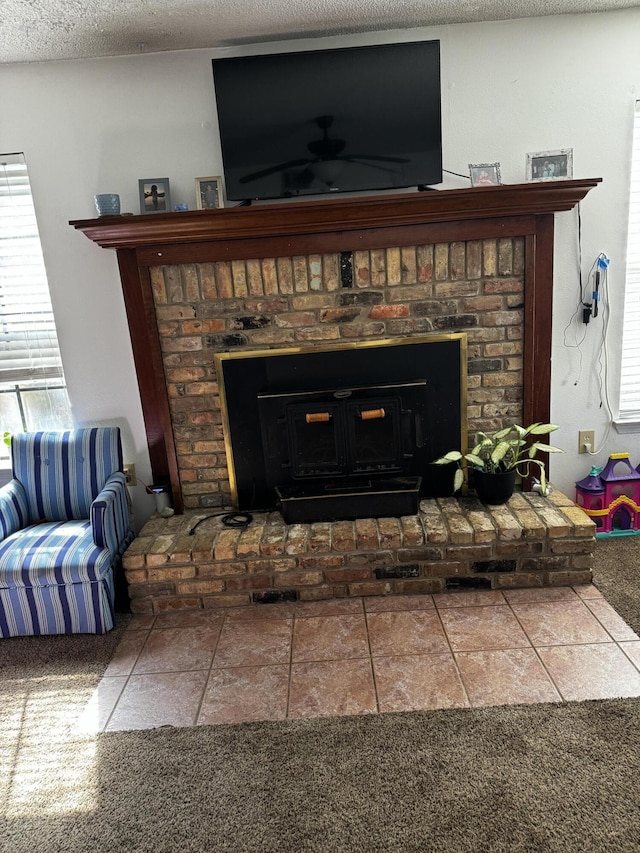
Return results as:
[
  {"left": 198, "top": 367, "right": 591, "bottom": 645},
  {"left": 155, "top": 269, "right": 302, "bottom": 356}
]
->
[
  {"left": 619, "top": 101, "right": 640, "bottom": 419},
  {"left": 0, "top": 153, "right": 65, "bottom": 386}
]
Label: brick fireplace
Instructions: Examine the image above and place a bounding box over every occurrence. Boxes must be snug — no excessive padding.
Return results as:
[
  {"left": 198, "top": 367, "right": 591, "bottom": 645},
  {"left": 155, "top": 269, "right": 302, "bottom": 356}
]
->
[
  {"left": 71, "top": 181, "right": 600, "bottom": 612},
  {"left": 153, "top": 238, "right": 514, "bottom": 513}
]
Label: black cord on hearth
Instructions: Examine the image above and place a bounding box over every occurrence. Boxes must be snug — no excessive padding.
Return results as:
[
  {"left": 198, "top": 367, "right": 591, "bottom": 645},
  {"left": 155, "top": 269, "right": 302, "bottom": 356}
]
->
[{"left": 188, "top": 511, "right": 257, "bottom": 536}]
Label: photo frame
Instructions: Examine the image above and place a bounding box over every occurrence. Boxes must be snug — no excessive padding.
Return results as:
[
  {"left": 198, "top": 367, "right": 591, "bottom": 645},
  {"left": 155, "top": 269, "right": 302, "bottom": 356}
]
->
[
  {"left": 469, "top": 163, "right": 502, "bottom": 187},
  {"left": 139, "top": 178, "right": 171, "bottom": 214},
  {"left": 526, "top": 149, "right": 573, "bottom": 182},
  {"left": 195, "top": 176, "right": 224, "bottom": 210}
]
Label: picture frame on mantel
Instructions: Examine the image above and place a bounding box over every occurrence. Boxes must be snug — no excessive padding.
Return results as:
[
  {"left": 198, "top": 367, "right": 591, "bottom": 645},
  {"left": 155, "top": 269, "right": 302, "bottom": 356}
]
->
[
  {"left": 139, "top": 178, "right": 171, "bottom": 214},
  {"left": 195, "top": 176, "right": 224, "bottom": 210},
  {"left": 526, "top": 149, "right": 573, "bottom": 182},
  {"left": 469, "top": 162, "right": 501, "bottom": 187}
]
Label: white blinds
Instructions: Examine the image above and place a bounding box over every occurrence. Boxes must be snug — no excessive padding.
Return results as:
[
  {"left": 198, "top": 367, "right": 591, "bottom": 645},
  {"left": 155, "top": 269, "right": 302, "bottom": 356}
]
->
[
  {"left": 619, "top": 101, "right": 640, "bottom": 419},
  {"left": 0, "top": 153, "right": 65, "bottom": 386}
]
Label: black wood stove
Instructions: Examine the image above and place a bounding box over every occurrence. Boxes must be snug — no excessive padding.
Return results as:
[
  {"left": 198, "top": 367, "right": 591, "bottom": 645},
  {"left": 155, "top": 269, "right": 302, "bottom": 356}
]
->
[{"left": 216, "top": 335, "right": 466, "bottom": 523}]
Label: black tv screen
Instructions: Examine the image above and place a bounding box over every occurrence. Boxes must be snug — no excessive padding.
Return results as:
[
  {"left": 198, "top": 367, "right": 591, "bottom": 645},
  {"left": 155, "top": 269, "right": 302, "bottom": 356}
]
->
[{"left": 212, "top": 40, "right": 442, "bottom": 202}]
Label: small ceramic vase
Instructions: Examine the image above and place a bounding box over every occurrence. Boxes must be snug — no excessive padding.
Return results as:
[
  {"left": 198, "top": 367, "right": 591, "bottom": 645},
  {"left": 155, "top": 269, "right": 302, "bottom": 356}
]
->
[{"left": 94, "top": 193, "right": 121, "bottom": 216}]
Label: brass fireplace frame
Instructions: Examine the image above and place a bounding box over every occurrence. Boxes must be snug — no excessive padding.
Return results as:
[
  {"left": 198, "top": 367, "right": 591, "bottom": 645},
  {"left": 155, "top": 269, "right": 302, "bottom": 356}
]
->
[{"left": 215, "top": 332, "right": 468, "bottom": 509}]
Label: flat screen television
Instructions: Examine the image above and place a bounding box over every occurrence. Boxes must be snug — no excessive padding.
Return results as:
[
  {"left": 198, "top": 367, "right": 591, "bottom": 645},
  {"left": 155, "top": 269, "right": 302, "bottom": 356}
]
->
[{"left": 212, "top": 40, "right": 442, "bottom": 202}]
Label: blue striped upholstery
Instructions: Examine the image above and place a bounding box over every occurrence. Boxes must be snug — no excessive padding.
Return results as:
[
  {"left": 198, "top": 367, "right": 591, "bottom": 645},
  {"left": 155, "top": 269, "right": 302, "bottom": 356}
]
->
[
  {"left": 91, "top": 472, "right": 135, "bottom": 557},
  {"left": 0, "top": 571, "right": 115, "bottom": 636},
  {"left": 0, "top": 479, "right": 29, "bottom": 540},
  {"left": 11, "top": 429, "right": 123, "bottom": 523},
  {"left": 0, "top": 428, "right": 134, "bottom": 637}
]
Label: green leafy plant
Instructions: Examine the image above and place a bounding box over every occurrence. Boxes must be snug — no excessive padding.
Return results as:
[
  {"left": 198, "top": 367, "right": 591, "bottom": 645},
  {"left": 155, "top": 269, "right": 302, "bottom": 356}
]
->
[
  {"left": 433, "top": 422, "right": 563, "bottom": 494},
  {"left": 3, "top": 431, "right": 10, "bottom": 448}
]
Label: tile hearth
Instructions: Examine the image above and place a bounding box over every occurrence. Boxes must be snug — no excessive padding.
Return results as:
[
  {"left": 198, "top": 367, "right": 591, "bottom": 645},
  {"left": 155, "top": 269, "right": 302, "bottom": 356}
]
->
[{"left": 85, "top": 583, "right": 640, "bottom": 732}]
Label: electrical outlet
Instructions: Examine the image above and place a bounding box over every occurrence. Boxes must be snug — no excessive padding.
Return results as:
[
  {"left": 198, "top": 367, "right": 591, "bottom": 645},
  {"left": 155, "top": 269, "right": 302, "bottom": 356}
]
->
[
  {"left": 123, "top": 463, "right": 137, "bottom": 486},
  {"left": 578, "top": 430, "right": 595, "bottom": 454}
]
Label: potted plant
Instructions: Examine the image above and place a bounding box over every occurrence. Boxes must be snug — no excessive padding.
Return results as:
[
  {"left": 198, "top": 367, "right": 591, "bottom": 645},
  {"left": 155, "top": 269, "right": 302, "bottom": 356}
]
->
[{"left": 433, "top": 422, "right": 563, "bottom": 505}]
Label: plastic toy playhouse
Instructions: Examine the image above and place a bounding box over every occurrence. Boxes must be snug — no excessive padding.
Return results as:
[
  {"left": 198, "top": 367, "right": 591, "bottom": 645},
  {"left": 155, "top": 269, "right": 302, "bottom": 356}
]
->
[{"left": 575, "top": 452, "right": 640, "bottom": 536}]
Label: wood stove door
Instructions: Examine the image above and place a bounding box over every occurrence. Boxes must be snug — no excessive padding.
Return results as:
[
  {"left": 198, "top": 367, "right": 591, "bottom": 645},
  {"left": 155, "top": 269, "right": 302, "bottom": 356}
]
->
[
  {"left": 345, "top": 398, "right": 403, "bottom": 475},
  {"left": 286, "top": 402, "right": 344, "bottom": 479}
]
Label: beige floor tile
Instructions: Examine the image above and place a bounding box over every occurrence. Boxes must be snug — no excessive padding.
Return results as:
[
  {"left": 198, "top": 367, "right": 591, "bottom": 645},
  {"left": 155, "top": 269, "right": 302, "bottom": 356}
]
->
[
  {"left": 373, "top": 653, "right": 468, "bottom": 712},
  {"left": 439, "top": 605, "right": 531, "bottom": 651},
  {"left": 288, "top": 658, "right": 377, "bottom": 718},
  {"left": 433, "top": 590, "right": 506, "bottom": 609},
  {"left": 103, "top": 629, "right": 149, "bottom": 677},
  {"left": 292, "top": 614, "right": 369, "bottom": 662},
  {"left": 367, "top": 609, "right": 449, "bottom": 656},
  {"left": 502, "top": 587, "right": 580, "bottom": 604},
  {"left": 133, "top": 625, "right": 221, "bottom": 673},
  {"left": 455, "top": 648, "right": 562, "bottom": 707},
  {"left": 537, "top": 643, "right": 640, "bottom": 701},
  {"left": 293, "top": 598, "right": 364, "bottom": 617},
  {"left": 125, "top": 614, "right": 156, "bottom": 631},
  {"left": 77, "top": 676, "right": 128, "bottom": 733},
  {"left": 92, "top": 589, "right": 640, "bottom": 731},
  {"left": 105, "top": 670, "right": 208, "bottom": 731},
  {"left": 583, "top": 598, "right": 640, "bottom": 642},
  {"left": 198, "top": 665, "right": 289, "bottom": 725},
  {"left": 364, "top": 594, "right": 435, "bottom": 613},
  {"left": 213, "top": 619, "right": 292, "bottom": 667},
  {"left": 510, "top": 601, "right": 611, "bottom": 646},
  {"left": 572, "top": 584, "right": 604, "bottom": 600},
  {"left": 153, "top": 610, "right": 225, "bottom": 629},
  {"left": 619, "top": 641, "right": 640, "bottom": 670},
  {"left": 224, "top": 603, "right": 297, "bottom": 621}
]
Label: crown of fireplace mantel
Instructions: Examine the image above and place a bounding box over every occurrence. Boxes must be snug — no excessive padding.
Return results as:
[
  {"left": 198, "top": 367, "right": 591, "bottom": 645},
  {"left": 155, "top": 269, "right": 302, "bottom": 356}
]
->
[
  {"left": 69, "top": 179, "right": 601, "bottom": 515},
  {"left": 70, "top": 179, "right": 601, "bottom": 250}
]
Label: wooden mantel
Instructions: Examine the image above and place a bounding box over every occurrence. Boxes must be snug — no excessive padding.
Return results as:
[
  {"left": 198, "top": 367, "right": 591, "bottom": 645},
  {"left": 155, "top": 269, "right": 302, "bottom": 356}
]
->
[
  {"left": 70, "top": 180, "right": 601, "bottom": 513},
  {"left": 71, "top": 180, "right": 600, "bottom": 250}
]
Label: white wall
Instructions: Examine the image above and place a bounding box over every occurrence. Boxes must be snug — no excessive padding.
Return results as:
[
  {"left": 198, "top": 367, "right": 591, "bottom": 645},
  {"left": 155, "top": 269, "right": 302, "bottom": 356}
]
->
[{"left": 1, "top": 10, "right": 639, "bottom": 525}]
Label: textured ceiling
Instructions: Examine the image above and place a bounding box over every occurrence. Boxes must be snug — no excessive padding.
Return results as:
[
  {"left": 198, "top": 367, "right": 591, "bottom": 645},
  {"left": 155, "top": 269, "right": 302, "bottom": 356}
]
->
[{"left": 2, "top": 0, "right": 639, "bottom": 64}]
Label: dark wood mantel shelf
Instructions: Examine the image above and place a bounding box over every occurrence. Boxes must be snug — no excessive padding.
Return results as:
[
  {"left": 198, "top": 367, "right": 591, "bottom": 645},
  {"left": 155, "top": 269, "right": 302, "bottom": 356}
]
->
[
  {"left": 69, "top": 179, "right": 601, "bottom": 514},
  {"left": 71, "top": 179, "right": 601, "bottom": 251}
]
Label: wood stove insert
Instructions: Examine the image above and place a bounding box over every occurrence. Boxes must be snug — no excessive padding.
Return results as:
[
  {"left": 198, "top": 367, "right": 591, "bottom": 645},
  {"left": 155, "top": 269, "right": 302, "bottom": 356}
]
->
[{"left": 216, "top": 333, "right": 466, "bottom": 522}]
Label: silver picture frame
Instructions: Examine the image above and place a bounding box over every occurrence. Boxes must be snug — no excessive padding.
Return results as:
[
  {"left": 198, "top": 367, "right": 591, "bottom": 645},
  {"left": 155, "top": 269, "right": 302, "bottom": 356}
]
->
[
  {"left": 526, "top": 149, "right": 573, "bottom": 182},
  {"left": 138, "top": 177, "right": 171, "bottom": 213}
]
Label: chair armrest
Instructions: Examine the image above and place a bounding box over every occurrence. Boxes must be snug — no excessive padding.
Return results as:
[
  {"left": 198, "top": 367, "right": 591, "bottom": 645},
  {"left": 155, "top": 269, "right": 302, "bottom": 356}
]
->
[
  {"left": 0, "top": 479, "right": 30, "bottom": 543},
  {"left": 91, "top": 472, "right": 134, "bottom": 557}
]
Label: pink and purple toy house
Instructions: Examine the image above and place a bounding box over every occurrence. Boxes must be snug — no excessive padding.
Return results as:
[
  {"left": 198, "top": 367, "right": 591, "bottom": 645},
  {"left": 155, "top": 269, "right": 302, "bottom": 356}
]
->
[{"left": 575, "top": 452, "right": 640, "bottom": 535}]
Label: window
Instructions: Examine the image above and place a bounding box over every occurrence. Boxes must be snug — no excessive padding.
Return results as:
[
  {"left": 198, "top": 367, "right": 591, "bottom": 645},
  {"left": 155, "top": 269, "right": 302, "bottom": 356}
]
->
[
  {"left": 0, "top": 153, "right": 72, "bottom": 458},
  {"left": 619, "top": 101, "right": 640, "bottom": 423}
]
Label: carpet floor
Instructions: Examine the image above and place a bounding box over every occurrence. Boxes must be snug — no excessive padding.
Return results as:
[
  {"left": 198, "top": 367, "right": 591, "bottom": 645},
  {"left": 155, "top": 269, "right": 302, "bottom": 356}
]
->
[{"left": 1, "top": 534, "right": 639, "bottom": 853}]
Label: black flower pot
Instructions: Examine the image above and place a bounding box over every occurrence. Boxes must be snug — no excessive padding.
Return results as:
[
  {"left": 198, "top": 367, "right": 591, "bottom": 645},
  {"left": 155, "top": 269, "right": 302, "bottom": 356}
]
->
[
  {"left": 423, "top": 461, "right": 461, "bottom": 498},
  {"left": 472, "top": 468, "right": 517, "bottom": 505}
]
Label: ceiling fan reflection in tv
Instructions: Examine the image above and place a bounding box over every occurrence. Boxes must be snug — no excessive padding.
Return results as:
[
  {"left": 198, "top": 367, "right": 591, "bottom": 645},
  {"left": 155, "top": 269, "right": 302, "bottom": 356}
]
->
[{"left": 239, "top": 115, "right": 411, "bottom": 193}]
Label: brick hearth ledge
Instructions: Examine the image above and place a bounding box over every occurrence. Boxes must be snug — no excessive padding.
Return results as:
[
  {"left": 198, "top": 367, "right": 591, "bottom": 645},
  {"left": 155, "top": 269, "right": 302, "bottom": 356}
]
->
[{"left": 122, "top": 490, "right": 596, "bottom": 615}]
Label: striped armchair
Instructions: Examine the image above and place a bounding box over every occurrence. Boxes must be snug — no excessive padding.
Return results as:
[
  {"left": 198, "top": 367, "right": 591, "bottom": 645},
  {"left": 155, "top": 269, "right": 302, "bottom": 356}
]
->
[{"left": 0, "top": 428, "right": 135, "bottom": 637}]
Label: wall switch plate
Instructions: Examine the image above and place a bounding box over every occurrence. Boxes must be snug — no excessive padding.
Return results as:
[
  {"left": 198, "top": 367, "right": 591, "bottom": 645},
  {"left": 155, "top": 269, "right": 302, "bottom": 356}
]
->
[
  {"left": 123, "top": 463, "right": 136, "bottom": 485},
  {"left": 578, "top": 430, "right": 595, "bottom": 454}
]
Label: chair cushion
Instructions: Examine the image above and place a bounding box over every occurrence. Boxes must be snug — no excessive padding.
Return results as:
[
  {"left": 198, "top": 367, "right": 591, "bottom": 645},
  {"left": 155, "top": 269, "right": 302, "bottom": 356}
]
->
[{"left": 0, "top": 521, "right": 113, "bottom": 587}]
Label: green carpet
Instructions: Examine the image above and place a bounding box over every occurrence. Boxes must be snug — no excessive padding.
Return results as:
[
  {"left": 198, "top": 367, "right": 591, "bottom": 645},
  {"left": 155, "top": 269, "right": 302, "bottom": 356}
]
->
[{"left": 0, "top": 537, "right": 639, "bottom": 853}]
